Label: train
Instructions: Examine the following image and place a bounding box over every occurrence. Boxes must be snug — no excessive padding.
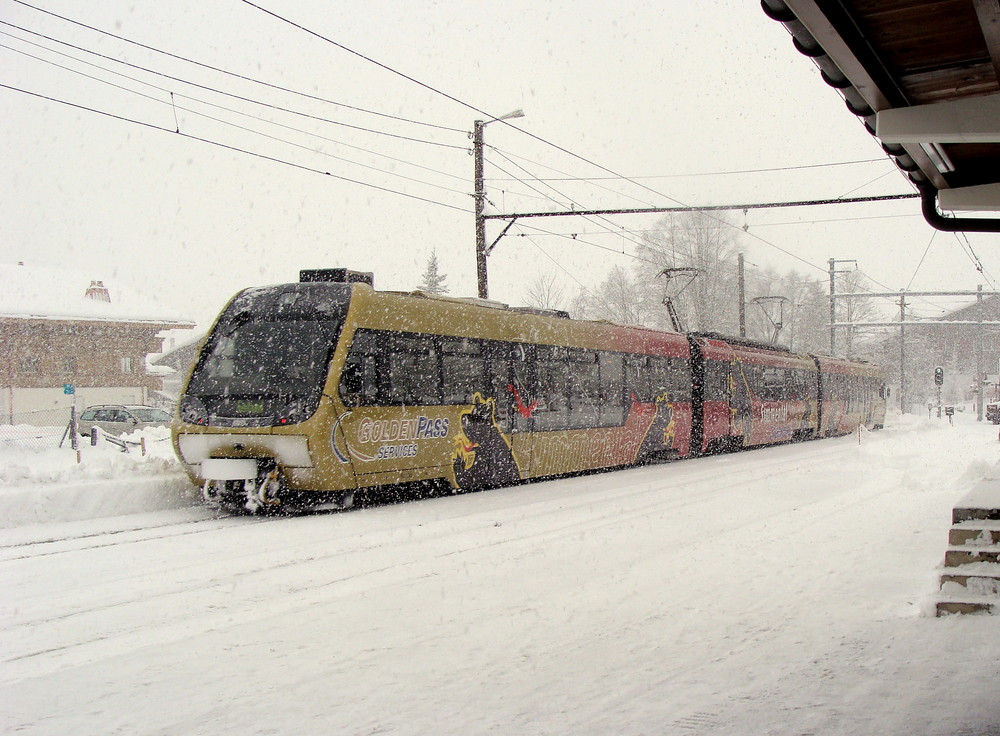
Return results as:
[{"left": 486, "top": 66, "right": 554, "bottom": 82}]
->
[{"left": 172, "top": 268, "right": 886, "bottom": 513}]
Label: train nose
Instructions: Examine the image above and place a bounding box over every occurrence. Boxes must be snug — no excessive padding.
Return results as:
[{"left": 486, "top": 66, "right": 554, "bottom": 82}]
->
[{"left": 199, "top": 458, "right": 283, "bottom": 513}]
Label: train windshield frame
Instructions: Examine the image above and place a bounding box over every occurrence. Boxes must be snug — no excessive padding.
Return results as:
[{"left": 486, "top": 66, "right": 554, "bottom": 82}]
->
[{"left": 181, "top": 283, "right": 351, "bottom": 427}]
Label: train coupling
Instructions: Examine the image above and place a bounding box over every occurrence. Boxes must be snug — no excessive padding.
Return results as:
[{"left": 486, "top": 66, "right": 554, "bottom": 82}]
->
[{"left": 200, "top": 458, "right": 284, "bottom": 513}]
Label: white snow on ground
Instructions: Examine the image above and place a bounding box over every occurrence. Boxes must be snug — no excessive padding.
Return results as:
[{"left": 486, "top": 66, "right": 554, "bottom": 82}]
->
[
  {"left": 0, "top": 427, "right": 200, "bottom": 529},
  {"left": 0, "top": 412, "right": 998, "bottom": 735}
]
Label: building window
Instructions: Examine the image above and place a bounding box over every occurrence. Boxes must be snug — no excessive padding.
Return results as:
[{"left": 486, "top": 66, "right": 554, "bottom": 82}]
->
[
  {"left": 20, "top": 356, "right": 40, "bottom": 373},
  {"left": 120, "top": 356, "right": 134, "bottom": 374}
]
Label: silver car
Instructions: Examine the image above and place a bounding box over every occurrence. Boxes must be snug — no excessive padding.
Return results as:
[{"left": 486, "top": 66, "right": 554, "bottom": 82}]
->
[{"left": 77, "top": 405, "right": 173, "bottom": 437}]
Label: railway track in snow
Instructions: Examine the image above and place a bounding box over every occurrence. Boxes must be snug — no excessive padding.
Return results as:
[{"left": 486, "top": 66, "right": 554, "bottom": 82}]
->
[{"left": 0, "top": 435, "right": 872, "bottom": 682}]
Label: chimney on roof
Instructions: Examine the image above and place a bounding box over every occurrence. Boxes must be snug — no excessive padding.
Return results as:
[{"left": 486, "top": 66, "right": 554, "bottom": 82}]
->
[{"left": 85, "top": 280, "right": 111, "bottom": 302}]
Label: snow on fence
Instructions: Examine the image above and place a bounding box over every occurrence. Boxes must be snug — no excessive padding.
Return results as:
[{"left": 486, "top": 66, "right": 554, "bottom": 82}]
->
[
  {"left": 0, "top": 408, "right": 71, "bottom": 451},
  {"left": 0, "top": 408, "right": 172, "bottom": 454}
]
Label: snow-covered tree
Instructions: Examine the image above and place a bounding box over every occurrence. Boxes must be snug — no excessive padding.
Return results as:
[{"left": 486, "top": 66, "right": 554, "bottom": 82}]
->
[
  {"left": 522, "top": 271, "right": 566, "bottom": 312},
  {"left": 418, "top": 250, "right": 448, "bottom": 295},
  {"left": 833, "top": 268, "right": 880, "bottom": 359},
  {"left": 571, "top": 266, "right": 653, "bottom": 326},
  {"left": 634, "top": 211, "right": 743, "bottom": 333}
]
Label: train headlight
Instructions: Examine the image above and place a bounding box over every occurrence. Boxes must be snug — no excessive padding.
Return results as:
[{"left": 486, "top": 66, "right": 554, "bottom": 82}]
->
[{"left": 179, "top": 395, "right": 209, "bottom": 425}]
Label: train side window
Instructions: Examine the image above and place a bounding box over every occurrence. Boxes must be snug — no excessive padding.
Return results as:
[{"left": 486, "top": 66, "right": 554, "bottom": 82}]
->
[
  {"left": 599, "top": 352, "right": 625, "bottom": 425},
  {"left": 535, "top": 344, "right": 570, "bottom": 431},
  {"left": 483, "top": 341, "right": 514, "bottom": 434},
  {"left": 762, "top": 366, "right": 784, "bottom": 401},
  {"left": 737, "top": 362, "right": 758, "bottom": 400},
  {"left": 339, "top": 329, "right": 382, "bottom": 406},
  {"left": 702, "top": 360, "right": 731, "bottom": 402},
  {"left": 441, "top": 337, "right": 486, "bottom": 405},
  {"left": 650, "top": 357, "right": 691, "bottom": 402},
  {"left": 506, "top": 343, "right": 532, "bottom": 433},
  {"left": 625, "top": 354, "right": 651, "bottom": 402},
  {"left": 652, "top": 358, "right": 691, "bottom": 402},
  {"left": 567, "top": 350, "right": 601, "bottom": 429},
  {"left": 386, "top": 333, "right": 441, "bottom": 406}
]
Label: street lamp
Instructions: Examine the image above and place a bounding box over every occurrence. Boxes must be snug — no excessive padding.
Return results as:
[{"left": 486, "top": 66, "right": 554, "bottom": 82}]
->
[{"left": 474, "top": 108, "right": 524, "bottom": 299}]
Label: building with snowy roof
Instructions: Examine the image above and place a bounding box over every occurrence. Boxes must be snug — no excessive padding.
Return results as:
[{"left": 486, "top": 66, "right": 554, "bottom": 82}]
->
[{"left": 0, "top": 263, "right": 195, "bottom": 425}]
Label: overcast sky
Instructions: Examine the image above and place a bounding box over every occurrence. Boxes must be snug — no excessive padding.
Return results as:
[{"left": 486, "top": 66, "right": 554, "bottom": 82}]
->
[{"left": 2, "top": 0, "right": 998, "bottom": 328}]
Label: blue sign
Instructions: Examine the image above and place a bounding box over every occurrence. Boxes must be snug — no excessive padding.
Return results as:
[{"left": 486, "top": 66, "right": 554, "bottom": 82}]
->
[{"left": 63, "top": 384, "right": 75, "bottom": 395}]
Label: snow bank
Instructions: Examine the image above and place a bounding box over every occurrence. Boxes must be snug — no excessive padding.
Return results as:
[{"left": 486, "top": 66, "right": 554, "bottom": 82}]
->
[{"left": 0, "top": 427, "right": 200, "bottom": 528}]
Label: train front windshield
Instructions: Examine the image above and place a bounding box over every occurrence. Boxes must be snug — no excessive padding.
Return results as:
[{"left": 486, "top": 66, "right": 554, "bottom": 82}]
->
[{"left": 179, "top": 284, "right": 350, "bottom": 427}]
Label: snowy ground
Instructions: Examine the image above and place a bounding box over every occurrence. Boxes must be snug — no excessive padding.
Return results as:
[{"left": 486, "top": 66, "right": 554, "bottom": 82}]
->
[{"left": 1, "top": 413, "right": 998, "bottom": 735}]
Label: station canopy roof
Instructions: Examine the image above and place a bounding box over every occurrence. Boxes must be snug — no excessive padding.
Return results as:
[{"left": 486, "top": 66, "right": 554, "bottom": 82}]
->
[{"left": 763, "top": 0, "right": 1000, "bottom": 232}]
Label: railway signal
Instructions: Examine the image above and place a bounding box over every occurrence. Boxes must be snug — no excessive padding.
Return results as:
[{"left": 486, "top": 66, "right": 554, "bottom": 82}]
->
[{"left": 934, "top": 366, "right": 944, "bottom": 419}]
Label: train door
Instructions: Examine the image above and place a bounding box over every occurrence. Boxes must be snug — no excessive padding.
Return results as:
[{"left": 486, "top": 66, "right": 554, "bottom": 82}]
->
[
  {"left": 505, "top": 342, "right": 534, "bottom": 477},
  {"left": 698, "top": 351, "right": 735, "bottom": 452}
]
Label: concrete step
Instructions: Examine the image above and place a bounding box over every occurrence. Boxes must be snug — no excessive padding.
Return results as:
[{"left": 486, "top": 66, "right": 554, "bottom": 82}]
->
[
  {"left": 948, "top": 522, "right": 1000, "bottom": 547},
  {"left": 940, "top": 571, "right": 1000, "bottom": 596},
  {"left": 944, "top": 548, "right": 1000, "bottom": 566},
  {"left": 953, "top": 508, "right": 1000, "bottom": 523},
  {"left": 939, "top": 462, "right": 1000, "bottom": 614},
  {"left": 951, "top": 463, "right": 1000, "bottom": 523},
  {"left": 936, "top": 599, "right": 996, "bottom": 616}
]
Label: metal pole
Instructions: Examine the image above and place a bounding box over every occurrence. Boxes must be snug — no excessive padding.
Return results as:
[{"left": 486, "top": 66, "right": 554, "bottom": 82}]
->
[
  {"left": 899, "top": 292, "right": 907, "bottom": 414},
  {"left": 473, "top": 119, "right": 488, "bottom": 299},
  {"left": 738, "top": 253, "right": 746, "bottom": 338},
  {"left": 977, "top": 284, "right": 984, "bottom": 421},
  {"left": 828, "top": 258, "right": 836, "bottom": 355}
]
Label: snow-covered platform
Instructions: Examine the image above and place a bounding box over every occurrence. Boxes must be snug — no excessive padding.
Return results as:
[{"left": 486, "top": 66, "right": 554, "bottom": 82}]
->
[
  {"left": 937, "top": 461, "right": 1000, "bottom": 616},
  {"left": 951, "top": 460, "right": 1000, "bottom": 524}
]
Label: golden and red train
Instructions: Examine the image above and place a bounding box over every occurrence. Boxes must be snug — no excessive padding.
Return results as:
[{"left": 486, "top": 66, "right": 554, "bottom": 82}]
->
[{"left": 172, "top": 269, "right": 886, "bottom": 513}]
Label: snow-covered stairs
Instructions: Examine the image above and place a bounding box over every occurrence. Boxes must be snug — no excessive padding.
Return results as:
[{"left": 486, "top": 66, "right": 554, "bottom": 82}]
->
[{"left": 937, "top": 464, "right": 1000, "bottom": 616}]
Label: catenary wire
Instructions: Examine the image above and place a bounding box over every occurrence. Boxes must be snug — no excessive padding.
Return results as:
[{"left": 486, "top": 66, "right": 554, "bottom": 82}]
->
[
  {"left": 0, "top": 43, "right": 472, "bottom": 198},
  {"left": 17, "top": 0, "right": 946, "bottom": 295},
  {"left": 485, "top": 158, "right": 893, "bottom": 181},
  {"left": 486, "top": 147, "right": 653, "bottom": 253},
  {"left": 15, "top": 2, "right": 993, "bottom": 302},
  {"left": 905, "top": 231, "right": 937, "bottom": 292},
  {"left": 0, "top": 82, "right": 471, "bottom": 213},
  {"left": 0, "top": 23, "right": 466, "bottom": 151},
  {"left": 9, "top": 0, "right": 465, "bottom": 133}
]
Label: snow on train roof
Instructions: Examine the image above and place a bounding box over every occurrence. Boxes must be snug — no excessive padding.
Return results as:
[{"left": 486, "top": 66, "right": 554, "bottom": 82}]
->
[{"left": 0, "top": 263, "right": 195, "bottom": 326}]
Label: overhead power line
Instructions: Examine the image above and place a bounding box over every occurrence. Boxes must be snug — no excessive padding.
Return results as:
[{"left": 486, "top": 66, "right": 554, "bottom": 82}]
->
[
  {"left": 481, "top": 193, "right": 920, "bottom": 220},
  {"left": 0, "top": 40, "right": 469, "bottom": 195},
  {"left": 0, "top": 23, "right": 465, "bottom": 151},
  {"left": 9, "top": 0, "right": 465, "bottom": 134},
  {"left": 15, "top": 0, "right": 992, "bottom": 295},
  {"left": 0, "top": 82, "right": 471, "bottom": 214},
  {"left": 235, "top": 0, "right": 700, "bottom": 211},
  {"left": 485, "top": 158, "right": 892, "bottom": 182}
]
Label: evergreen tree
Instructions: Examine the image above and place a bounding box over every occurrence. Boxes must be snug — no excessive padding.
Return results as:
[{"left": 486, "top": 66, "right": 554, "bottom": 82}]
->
[{"left": 418, "top": 249, "right": 448, "bottom": 294}]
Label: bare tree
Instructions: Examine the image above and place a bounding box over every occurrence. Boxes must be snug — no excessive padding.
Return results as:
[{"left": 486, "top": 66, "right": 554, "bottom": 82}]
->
[
  {"left": 835, "top": 268, "right": 880, "bottom": 358},
  {"left": 635, "top": 211, "right": 743, "bottom": 333},
  {"left": 744, "top": 267, "right": 830, "bottom": 351},
  {"left": 571, "top": 266, "right": 651, "bottom": 325},
  {"left": 522, "top": 271, "right": 566, "bottom": 311}
]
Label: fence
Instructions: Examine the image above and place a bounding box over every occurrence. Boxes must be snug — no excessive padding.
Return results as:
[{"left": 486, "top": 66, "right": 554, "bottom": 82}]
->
[
  {"left": 0, "top": 407, "right": 167, "bottom": 454},
  {"left": 0, "top": 407, "right": 73, "bottom": 451}
]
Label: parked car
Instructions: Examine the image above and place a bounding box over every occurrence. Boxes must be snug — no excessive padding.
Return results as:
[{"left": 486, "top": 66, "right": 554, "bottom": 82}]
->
[
  {"left": 987, "top": 402, "right": 1000, "bottom": 425},
  {"left": 78, "top": 405, "right": 173, "bottom": 436}
]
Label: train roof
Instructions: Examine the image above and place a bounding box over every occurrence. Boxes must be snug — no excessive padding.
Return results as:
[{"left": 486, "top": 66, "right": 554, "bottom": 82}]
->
[
  {"left": 690, "top": 331, "right": 793, "bottom": 354},
  {"left": 346, "top": 283, "right": 691, "bottom": 356}
]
